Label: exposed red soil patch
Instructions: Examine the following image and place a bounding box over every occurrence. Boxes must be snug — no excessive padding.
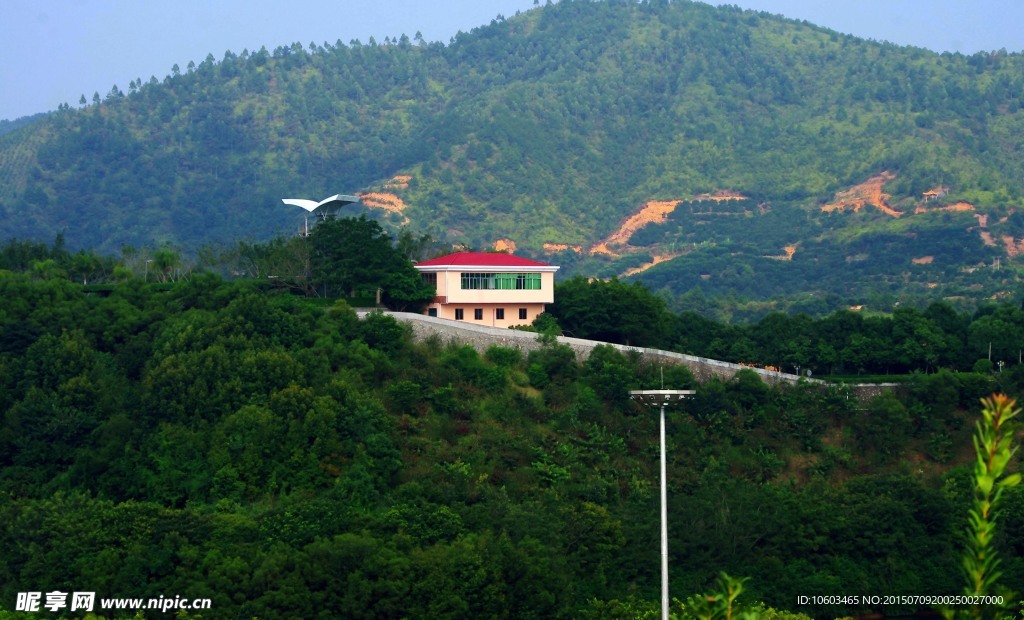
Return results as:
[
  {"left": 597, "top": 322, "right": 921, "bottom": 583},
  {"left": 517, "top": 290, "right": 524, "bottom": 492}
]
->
[
  {"left": 912, "top": 256, "right": 934, "bottom": 264},
  {"left": 621, "top": 252, "right": 683, "bottom": 277},
  {"left": 590, "top": 200, "right": 683, "bottom": 255},
  {"left": 493, "top": 239, "right": 517, "bottom": 253},
  {"left": 359, "top": 192, "right": 410, "bottom": 224},
  {"left": 583, "top": 191, "right": 753, "bottom": 256},
  {"left": 765, "top": 245, "right": 797, "bottom": 261},
  {"left": 543, "top": 243, "right": 582, "bottom": 254},
  {"left": 359, "top": 192, "right": 407, "bottom": 214},
  {"left": 383, "top": 175, "right": 412, "bottom": 190},
  {"left": 1002, "top": 235, "right": 1024, "bottom": 258},
  {"left": 821, "top": 171, "right": 903, "bottom": 218}
]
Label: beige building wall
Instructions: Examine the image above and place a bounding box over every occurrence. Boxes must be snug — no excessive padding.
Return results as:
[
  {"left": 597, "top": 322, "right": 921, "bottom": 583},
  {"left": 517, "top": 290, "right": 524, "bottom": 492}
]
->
[
  {"left": 437, "top": 270, "right": 554, "bottom": 304},
  {"left": 434, "top": 271, "right": 449, "bottom": 298},
  {"left": 426, "top": 302, "right": 547, "bottom": 328},
  {"left": 419, "top": 264, "right": 557, "bottom": 328}
]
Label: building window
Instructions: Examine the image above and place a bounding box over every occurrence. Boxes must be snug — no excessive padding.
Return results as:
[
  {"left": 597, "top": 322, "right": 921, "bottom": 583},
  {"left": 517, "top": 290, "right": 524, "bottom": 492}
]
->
[
  {"left": 474, "top": 308, "right": 483, "bottom": 320},
  {"left": 519, "top": 308, "right": 528, "bottom": 320},
  {"left": 421, "top": 272, "right": 437, "bottom": 288},
  {"left": 461, "top": 272, "right": 542, "bottom": 290},
  {"left": 428, "top": 308, "right": 437, "bottom": 317},
  {"left": 515, "top": 273, "right": 541, "bottom": 290},
  {"left": 455, "top": 309, "right": 464, "bottom": 320},
  {"left": 496, "top": 308, "right": 504, "bottom": 320},
  {"left": 461, "top": 272, "right": 487, "bottom": 289}
]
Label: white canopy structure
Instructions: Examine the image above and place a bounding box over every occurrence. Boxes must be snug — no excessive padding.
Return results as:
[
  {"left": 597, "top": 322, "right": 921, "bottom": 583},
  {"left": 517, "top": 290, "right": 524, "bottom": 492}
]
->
[{"left": 282, "top": 194, "right": 360, "bottom": 235}]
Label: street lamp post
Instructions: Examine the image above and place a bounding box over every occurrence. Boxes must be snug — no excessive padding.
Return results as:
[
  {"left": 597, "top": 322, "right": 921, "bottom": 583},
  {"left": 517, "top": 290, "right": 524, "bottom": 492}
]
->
[{"left": 629, "top": 389, "right": 695, "bottom": 620}]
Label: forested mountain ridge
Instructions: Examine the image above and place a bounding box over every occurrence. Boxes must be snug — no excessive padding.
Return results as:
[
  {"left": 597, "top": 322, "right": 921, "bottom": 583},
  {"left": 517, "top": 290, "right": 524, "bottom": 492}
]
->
[{"left": 2, "top": 0, "right": 1024, "bottom": 312}]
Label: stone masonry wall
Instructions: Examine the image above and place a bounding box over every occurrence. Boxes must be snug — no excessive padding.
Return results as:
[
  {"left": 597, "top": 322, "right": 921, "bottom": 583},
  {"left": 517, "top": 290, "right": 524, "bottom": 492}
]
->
[
  {"left": 366, "top": 309, "right": 798, "bottom": 381},
  {"left": 362, "top": 311, "right": 895, "bottom": 400}
]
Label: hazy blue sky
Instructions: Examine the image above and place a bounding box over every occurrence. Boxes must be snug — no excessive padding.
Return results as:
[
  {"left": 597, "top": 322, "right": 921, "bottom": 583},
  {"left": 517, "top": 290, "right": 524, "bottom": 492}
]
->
[{"left": 3, "top": 0, "right": 1023, "bottom": 121}]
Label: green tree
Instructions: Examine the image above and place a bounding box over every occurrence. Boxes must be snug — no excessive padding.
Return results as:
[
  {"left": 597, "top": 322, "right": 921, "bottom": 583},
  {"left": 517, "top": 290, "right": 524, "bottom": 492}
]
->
[
  {"left": 151, "top": 247, "right": 181, "bottom": 282},
  {"left": 967, "top": 307, "right": 1024, "bottom": 365},
  {"left": 584, "top": 344, "right": 636, "bottom": 403},
  {"left": 892, "top": 307, "right": 951, "bottom": 372},
  {"left": 308, "top": 215, "right": 433, "bottom": 308},
  {"left": 550, "top": 277, "right": 669, "bottom": 346}
]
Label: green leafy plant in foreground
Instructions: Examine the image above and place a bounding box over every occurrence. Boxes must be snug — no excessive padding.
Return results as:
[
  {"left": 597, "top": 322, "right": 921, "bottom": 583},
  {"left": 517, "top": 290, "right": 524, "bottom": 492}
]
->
[
  {"left": 676, "top": 572, "right": 750, "bottom": 620},
  {"left": 942, "top": 394, "right": 1020, "bottom": 620},
  {"left": 675, "top": 573, "right": 813, "bottom": 620}
]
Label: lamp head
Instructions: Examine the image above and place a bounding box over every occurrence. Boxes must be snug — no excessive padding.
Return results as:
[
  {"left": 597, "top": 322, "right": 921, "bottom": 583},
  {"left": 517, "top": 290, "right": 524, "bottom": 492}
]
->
[{"left": 629, "top": 389, "right": 695, "bottom": 407}]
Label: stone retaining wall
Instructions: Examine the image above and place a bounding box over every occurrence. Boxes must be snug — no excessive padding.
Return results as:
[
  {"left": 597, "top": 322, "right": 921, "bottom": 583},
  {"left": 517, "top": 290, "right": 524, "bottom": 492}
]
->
[{"left": 361, "top": 311, "right": 892, "bottom": 400}]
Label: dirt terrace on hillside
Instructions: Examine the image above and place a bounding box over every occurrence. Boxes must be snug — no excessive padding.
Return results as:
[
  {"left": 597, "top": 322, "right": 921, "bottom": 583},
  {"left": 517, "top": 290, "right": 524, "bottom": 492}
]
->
[
  {"left": 358, "top": 192, "right": 409, "bottom": 220},
  {"left": 590, "top": 200, "right": 684, "bottom": 255},
  {"left": 821, "top": 171, "right": 903, "bottom": 217},
  {"left": 588, "top": 192, "right": 749, "bottom": 256},
  {"left": 357, "top": 174, "right": 413, "bottom": 223},
  {"left": 914, "top": 201, "right": 974, "bottom": 215},
  {"left": 384, "top": 175, "right": 412, "bottom": 190},
  {"left": 543, "top": 243, "right": 582, "bottom": 254},
  {"left": 694, "top": 191, "right": 750, "bottom": 202},
  {"left": 621, "top": 252, "right": 684, "bottom": 276},
  {"left": 765, "top": 245, "right": 797, "bottom": 261}
]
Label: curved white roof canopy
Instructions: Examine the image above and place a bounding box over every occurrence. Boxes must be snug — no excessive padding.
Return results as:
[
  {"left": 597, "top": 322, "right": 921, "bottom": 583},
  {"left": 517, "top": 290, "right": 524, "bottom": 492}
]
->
[{"left": 281, "top": 194, "right": 360, "bottom": 214}]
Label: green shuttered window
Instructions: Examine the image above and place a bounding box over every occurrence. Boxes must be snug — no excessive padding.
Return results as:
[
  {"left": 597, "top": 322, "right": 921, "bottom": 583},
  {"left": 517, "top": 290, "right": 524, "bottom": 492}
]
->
[{"left": 460, "top": 273, "right": 541, "bottom": 290}]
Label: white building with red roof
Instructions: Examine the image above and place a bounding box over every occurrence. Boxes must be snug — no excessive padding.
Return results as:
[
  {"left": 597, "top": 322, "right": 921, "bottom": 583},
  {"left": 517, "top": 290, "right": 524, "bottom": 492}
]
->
[{"left": 413, "top": 252, "right": 559, "bottom": 327}]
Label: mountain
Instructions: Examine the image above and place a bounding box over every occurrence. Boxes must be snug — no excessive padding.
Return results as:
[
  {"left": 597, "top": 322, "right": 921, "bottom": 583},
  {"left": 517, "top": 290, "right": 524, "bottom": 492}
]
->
[
  {"left": 0, "top": 112, "right": 49, "bottom": 137},
  {"left": 1, "top": 0, "right": 1023, "bottom": 314}
]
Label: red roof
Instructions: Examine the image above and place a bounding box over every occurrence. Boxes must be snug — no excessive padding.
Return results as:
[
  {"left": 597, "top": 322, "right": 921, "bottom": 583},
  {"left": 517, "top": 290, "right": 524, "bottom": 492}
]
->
[{"left": 415, "top": 251, "right": 553, "bottom": 268}]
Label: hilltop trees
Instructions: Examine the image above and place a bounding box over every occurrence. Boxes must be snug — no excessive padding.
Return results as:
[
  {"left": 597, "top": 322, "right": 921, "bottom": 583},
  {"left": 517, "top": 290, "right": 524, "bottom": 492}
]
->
[
  {"left": 0, "top": 219, "right": 434, "bottom": 313},
  {"left": 308, "top": 215, "right": 434, "bottom": 309},
  {"left": 548, "top": 276, "right": 670, "bottom": 346}
]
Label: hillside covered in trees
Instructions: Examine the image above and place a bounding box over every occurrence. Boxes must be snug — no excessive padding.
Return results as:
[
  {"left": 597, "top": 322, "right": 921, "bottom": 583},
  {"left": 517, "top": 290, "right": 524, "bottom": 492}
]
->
[
  {"left": 0, "top": 268, "right": 1022, "bottom": 617},
  {"left": 0, "top": 238, "right": 1022, "bottom": 617},
  {"left": 2, "top": 0, "right": 1024, "bottom": 315}
]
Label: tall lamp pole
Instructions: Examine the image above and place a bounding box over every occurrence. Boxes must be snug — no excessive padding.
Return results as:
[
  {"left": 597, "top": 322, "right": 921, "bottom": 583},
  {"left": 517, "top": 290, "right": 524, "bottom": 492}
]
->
[{"left": 629, "top": 389, "right": 695, "bottom": 620}]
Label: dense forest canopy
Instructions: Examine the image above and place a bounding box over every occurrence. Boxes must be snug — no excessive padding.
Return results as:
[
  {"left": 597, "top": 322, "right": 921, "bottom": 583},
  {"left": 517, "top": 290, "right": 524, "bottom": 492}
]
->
[
  {"left": 0, "top": 260, "right": 1021, "bottom": 617},
  {"left": 1, "top": 0, "right": 1024, "bottom": 316}
]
